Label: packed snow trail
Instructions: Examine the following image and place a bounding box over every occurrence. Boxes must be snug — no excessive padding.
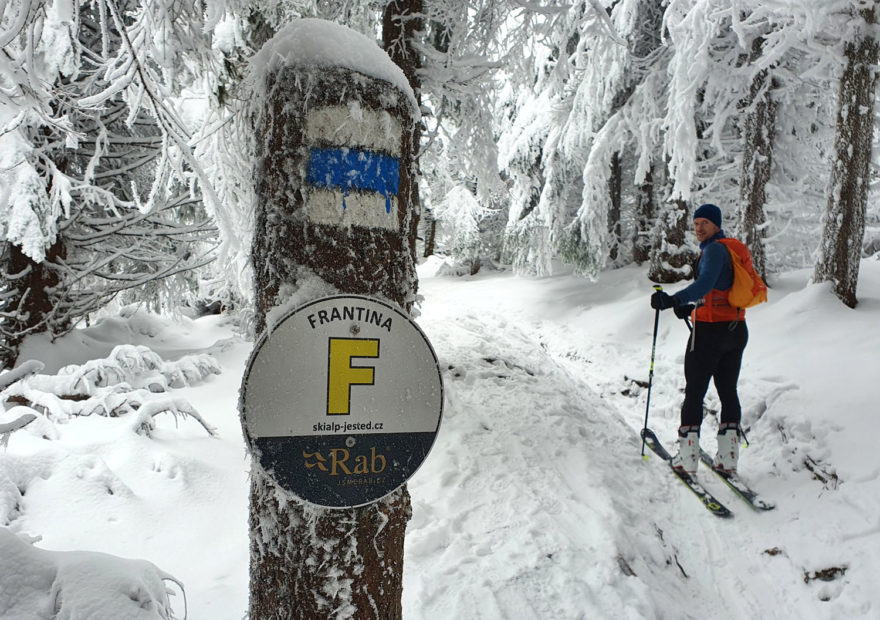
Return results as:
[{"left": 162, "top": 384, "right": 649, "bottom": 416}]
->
[
  {"left": 405, "top": 261, "right": 876, "bottom": 619},
  {"left": 405, "top": 266, "right": 749, "bottom": 619}
]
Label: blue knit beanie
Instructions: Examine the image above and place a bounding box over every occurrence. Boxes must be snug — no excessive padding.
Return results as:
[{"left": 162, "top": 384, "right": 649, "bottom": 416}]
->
[{"left": 693, "top": 203, "right": 722, "bottom": 228}]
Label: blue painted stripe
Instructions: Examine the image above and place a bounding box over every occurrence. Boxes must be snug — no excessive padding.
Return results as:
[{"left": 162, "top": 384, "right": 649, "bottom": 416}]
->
[{"left": 306, "top": 147, "right": 400, "bottom": 213}]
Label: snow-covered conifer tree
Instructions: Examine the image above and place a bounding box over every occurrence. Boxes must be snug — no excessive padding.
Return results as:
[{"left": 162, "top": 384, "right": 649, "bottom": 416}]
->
[
  {"left": 499, "top": 2, "right": 591, "bottom": 276},
  {"left": 0, "top": 0, "right": 223, "bottom": 368},
  {"left": 416, "top": 0, "right": 511, "bottom": 272}
]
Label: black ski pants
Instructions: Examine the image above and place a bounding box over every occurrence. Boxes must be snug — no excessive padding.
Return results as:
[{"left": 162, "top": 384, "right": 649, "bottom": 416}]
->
[{"left": 681, "top": 320, "right": 748, "bottom": 430}]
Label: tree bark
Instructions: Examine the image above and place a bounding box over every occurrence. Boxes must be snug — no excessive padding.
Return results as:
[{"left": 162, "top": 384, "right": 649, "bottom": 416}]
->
[
  {"left": 814, "top": 7, "right": 879, "bottom": 308},
  {"left": 649, "top": 162, "right": 696, "bottom": 283},
  {"left": 632, "top": 165, "right": 655, "bottom": 265},
  {"left": 383, "top": 0, "right": 423, "bottom": 270},
  {"left": 608, "top": 151, "right": 623, "bottom": 263},
  {"left": 0, "top": 240, "right": 65, "bottom": 369},
  {"left": 248, "top": 469, "right": 411, "bottom": 619},
  {"left": 739, "top": 36, "right": 777, "bottom": 282},
  {"left": 422, "top": 209, "right": 437, "bottom": 257}
]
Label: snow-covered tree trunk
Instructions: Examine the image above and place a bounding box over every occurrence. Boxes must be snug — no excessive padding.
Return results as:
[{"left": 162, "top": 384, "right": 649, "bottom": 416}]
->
[
  {"left": 738, "top": 36, "right": 777, "bottom": 282},
  {"left": 251, "top": 61, "right": 419, "bottom": 331},
  {"left": 384, "top": 0, "right": 423, "bottom": 268},
  {"left": 814, "top": 6, "right": 879, "bottom": 308},
  {"left": 247, "top": 473, "right": 411, "bottom": 619},
  {"left": 247, "top": 36, "right": 419, "bottom": 617},
  {"left": 632, "top": 165, "right": 656, "bottom": 264},
  {"left": 0, "top": 241, "right": 65, "bottom": 369},
  {"left": 649, "top": 162, "right": 695, "bottom": 283},
  {"left": 422, "top": 210, "right": 438, "bottom": 257},
  {"left": 608, "top": 151, "right": 623, "bottom": 263},
  {"left": 649, "top": 197, "right": 692, "bottom": 283}
]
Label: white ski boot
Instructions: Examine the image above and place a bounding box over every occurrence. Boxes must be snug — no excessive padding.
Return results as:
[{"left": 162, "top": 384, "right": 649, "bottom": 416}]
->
[
  {"left": 671, "top": 425, "right": 700, "bottom": 475},
  {"left": 714, "top": 423, "right": 740, "bottom": 474}
]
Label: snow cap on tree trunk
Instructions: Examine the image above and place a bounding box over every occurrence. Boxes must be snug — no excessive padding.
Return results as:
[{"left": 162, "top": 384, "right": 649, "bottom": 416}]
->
[{"left": 248, "top": 18, "right": 419, "bottom": 115}]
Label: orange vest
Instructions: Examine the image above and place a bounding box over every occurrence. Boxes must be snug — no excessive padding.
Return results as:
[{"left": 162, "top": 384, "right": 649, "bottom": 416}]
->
[{"left": 694, "top": 239, "right": 744, "bottom": 323}]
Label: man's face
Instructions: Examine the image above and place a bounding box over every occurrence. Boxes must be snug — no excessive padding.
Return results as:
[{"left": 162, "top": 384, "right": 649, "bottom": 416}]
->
[{"left": 694, "top": 217, "right": 720, "bottom": 243}]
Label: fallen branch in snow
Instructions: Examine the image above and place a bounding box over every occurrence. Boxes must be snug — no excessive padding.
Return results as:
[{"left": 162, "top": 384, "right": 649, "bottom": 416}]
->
[
  {"left": 0, "top": 345, "right": 220, "bottom": 440},
  {"left": 803, "top": 456, "right": 840, "bottom": 490},
  {"left": 0, "top": 360, "right": 44, "bottom": 390},
  {"left": 57, "top": 344, "right": 221, "bottom": 393},
  {"left": 0, "top": 411, "right": 37, "bottom": 435},
  {"left": 804, "top": 564, "right": 848, "bottom": 594},
  {"left": 0, "top": 406, "right": 38, "bottom": 448},
  {"left": 129, "top": 398, "right": 218, "bottom": 437}
]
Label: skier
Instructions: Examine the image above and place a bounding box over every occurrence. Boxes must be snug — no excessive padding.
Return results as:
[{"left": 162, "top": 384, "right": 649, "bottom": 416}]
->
[{"left": 649, "top": 203, "right": 748, "bottom": 476}]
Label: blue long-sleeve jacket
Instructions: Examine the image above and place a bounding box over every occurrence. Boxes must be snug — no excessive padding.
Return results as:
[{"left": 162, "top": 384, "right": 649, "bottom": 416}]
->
[{"left": 672, "top": 234, "right": 733, "bottom": 306}]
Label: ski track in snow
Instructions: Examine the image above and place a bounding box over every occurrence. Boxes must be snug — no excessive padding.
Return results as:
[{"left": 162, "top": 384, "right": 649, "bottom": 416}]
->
[{"left": 406, "top": 308, "right": 656, "bottom": 619}]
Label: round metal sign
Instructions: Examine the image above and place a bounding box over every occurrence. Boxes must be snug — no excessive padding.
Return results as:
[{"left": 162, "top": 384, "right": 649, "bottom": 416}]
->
[{"left": 240, "top": 295, "right": 443, "bottom": 508}]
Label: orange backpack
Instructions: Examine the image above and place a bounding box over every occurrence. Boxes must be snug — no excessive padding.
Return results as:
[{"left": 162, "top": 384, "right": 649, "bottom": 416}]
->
[{"left": 718, "top": 238, "right": 768, "bottom": 309}]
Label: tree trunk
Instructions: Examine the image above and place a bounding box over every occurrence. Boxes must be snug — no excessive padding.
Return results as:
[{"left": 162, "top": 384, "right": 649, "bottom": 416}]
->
[
  {"left": 649, "top": 162, "right": 696, "bottom": 283},
  {"left": 383, "top": 0, "right": 423, "bottom": 269},
  {"left": 739, "top": 36, "right": 777, "bottom": 282},
  {"left": 608, "top": 151, "right": 623, "bottom": 263},
  {"left": 0, "top": 240, "right": 65, "bottom": 369},
  {"left": 246, "top": 28, "right": 420, "bottom": 617},
  {"left": 422, "top": 208, "right": 437, "bottom": 257},
  {"left": 603, "top": 0, "right": 664, "bottom": 268},
  {"left": 632, "top": 165, "right": 655, "bottom": 265},
  {"left": 814, "top": 7, "right": 879, "bottom": 308},
  {"left": 248, "top": 470, "right": 411, "bottom": 619}
]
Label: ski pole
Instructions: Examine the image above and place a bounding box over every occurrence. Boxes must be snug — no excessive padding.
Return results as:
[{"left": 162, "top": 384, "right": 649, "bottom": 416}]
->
[{"left": 641, "top": 285, "right": 663, "bottom": 458}]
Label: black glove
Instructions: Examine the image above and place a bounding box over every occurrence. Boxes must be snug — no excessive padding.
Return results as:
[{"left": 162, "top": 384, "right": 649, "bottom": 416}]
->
[
  {"left": 674, "top": 303, "right": 695, "bottom": 319},
  {"left": 651, "top": 291, "right": 676, "bottom": 310}
]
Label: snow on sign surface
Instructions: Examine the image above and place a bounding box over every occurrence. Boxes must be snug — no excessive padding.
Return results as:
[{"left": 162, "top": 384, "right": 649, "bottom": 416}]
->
[{"left": 249, "top": 18, "right": 418, "bottom": 112}]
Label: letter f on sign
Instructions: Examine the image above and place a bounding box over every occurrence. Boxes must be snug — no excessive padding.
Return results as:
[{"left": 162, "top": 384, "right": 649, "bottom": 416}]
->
[{"left": 327, "top": 338, "right": 379, "bottom": 415}]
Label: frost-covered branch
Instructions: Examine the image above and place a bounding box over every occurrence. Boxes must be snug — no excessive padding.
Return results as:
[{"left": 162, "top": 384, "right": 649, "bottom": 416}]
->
[
  {"left": 0, "top": 0, "right": 230, "bottom": 367},
  {"left": 0, "top": 344, "right": 220, "bottom": 439},
  {"left": 0, "top": 359, "right": 43, "bottom": 390},
  {"left": 128, "top": 397, "right": 217, "bottom": 437}
]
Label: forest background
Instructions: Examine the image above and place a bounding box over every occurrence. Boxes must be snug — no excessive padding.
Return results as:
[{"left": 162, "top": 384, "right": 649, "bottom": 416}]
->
[{"left": 2, "top": 0, "right": 879, "bottom": 368}]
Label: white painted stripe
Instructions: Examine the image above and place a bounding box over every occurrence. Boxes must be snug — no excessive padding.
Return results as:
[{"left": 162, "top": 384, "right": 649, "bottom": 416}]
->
[
  {"left": 305, "top": 105, "right": 402, "bottom": 156},
  {"left": 306, "top": 189, "right": 398, "bottom": 230}
]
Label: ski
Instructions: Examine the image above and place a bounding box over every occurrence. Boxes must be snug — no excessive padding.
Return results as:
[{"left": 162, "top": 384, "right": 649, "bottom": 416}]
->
[
  {"left": 699, "top": 451, "right": 775, "bottom": 511},
  {"left": 641, "top": 428, "right": 732, "bottom": 518}
]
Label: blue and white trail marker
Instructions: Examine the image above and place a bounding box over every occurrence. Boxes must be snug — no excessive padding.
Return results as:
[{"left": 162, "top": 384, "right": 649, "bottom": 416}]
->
[
  {"left": 303, "top": 105, "right": 403, "bottom": 230},
  {"left": 240, "top": 295, "right": 443, "bottom": 508}
]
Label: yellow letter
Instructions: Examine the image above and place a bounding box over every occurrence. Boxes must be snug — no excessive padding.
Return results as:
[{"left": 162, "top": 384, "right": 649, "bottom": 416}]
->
[{"left": 327, "top": 338, "right": 379, "bottom": 415}]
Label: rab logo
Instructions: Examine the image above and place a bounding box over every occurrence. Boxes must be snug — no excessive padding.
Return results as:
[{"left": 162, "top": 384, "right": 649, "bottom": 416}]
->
[
  {"left": 303, "top": 448, "right": 387, "bottom": 476},
  {"left": 327, "top": 337, "right": 379, "bottom": 415}
]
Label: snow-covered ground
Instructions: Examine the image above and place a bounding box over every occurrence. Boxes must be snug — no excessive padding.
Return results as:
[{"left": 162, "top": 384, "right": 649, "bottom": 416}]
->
[{"left": 2, "top": 257, "right": 879, "bottom": 619}]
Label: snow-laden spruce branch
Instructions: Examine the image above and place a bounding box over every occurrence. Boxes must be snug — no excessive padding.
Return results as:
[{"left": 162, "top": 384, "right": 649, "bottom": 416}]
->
[
  {"left": 0, "top": 344, "right": 220, "bottom": 439},
  {"left": 0, "top": 0, "right": 235, "bottom": 368}
]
